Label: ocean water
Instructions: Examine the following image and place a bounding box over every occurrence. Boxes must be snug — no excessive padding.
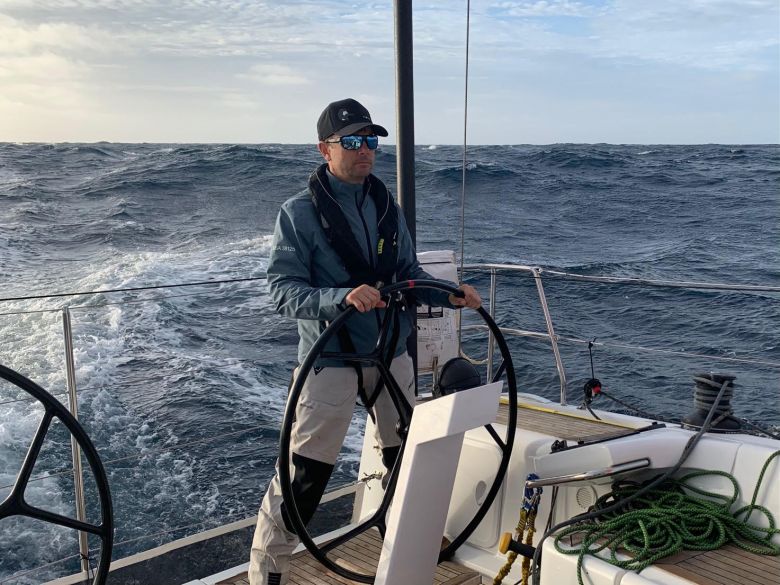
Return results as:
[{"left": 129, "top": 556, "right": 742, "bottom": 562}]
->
[{"left": 0, "top": 142, "right": 778, "bottom": 582}]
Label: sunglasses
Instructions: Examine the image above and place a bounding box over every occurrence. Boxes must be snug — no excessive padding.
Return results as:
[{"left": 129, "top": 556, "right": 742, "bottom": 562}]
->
[{"left": 325, "top": 135, "right": 379, "bottom": 150}]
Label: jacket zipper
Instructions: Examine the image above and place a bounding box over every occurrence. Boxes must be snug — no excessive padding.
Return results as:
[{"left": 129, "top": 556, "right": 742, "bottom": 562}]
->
[
  {"left": 356, "top": 186, "right": 375, "bottom": 270},
  {"left": 356, "top": 185, "right": 384, "bottom": 331}
]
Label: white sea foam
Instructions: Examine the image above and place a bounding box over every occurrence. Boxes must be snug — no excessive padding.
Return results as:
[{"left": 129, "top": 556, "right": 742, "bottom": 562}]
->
[{"left": 0, "top": 233, "right": 280, "bottom": 575}]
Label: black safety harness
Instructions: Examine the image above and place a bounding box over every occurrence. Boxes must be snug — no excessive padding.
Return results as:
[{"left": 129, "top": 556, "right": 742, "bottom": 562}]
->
[
  {"left": 308, "top": 163, "right": 402, "bottom": 411},
  {"left": 309, "top": 163, "right": 399, "bottom": 287}
]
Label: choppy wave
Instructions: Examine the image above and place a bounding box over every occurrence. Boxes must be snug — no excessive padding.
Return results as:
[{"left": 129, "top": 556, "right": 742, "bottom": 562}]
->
[
  {"left": 0, "top": 142, "right": 778, "bottom": 582},
  {"left": 528, "top": 146, "right": 630, "bottom": 169}
]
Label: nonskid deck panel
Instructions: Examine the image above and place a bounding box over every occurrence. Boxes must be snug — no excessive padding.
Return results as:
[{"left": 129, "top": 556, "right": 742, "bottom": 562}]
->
[{"left": 496, "top": 400, "right": 638, "bottom": 440}]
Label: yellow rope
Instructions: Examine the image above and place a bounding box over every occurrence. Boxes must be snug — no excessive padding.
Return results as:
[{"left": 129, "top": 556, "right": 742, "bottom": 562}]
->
[
  {"left": 494, "top": 493, "right": 540, "bottom": 585},
  {"left": 520, "top": 509, "right": 537, "bottom": 585},
  {"left": 493, "top": 509, "right": 528, "bottom": 584}
]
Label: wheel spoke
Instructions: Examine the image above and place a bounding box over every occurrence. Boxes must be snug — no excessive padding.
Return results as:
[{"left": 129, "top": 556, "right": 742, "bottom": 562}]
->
[
  {"left": 320, "top": 511, "right": 384, "bottom": 554},
  {"left": 14, "top": 410, "right": 54, "bottom": 496},
  {"left": 23, "top": 503, "right": 105, "bottom": 536},
  {"left": 376, "top": 363, "right": 413, "bottom": 429},
  {"left": 491, "top": 359, "right": 506, "bottom": 384},
  {"left": 484, "top": 423, "right": 506, "bottom": 450},
  {"left": 374, "top": 296, "right": 398, "bottom": 354}
]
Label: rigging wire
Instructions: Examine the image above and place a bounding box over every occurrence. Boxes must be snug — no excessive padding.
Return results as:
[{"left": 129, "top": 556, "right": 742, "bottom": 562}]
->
[
  {"left": 68, "top": 288, "right": 264, "bottom": 311},
  {"left": 0, "top": 551, "right": 82, "bottom": 584},
  {"left": 458, "top": 0, "right": 471, "bottom": 286},
  {"left": 457, "top": 0, "right": 471, "bottom": 346},
  {"left": 0, "top": 307, "right": 61, "bottom": 317},
  {"left": 0, "top": 507, "right": 259, "bottom": 584},
  {"left": 0, "top": 275, "right": 267, "bottom": 304},
  {"left": 0, "top": 276, "right": 270, "bottom": 318},
  {"left": 0, "top": 357, "right": 277, "bottom": 407},
  {"left": 0, "top": 423, "right": 266, "bottom": 492},
  {"left": 0, "top": 392, "right": 68, "bottom": 407}
]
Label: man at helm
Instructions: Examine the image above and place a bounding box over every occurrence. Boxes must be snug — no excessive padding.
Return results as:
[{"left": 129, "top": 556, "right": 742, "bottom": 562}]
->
[{"left": 249, "top": 98, "right": 481, "bottom": 585}]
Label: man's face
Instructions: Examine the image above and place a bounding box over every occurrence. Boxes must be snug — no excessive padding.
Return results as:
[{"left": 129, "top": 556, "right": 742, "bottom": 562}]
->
[{"left": 318, "top": 127, "right": 376, "bottom": 184}]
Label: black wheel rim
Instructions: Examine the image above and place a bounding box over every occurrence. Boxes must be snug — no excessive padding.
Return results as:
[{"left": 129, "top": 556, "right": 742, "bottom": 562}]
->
[
  {"left": 0, "top": 364, "right": 114, "bottom": 585},
  {"left": 278, "top": 280, "right": 517, "bottom": 583}
]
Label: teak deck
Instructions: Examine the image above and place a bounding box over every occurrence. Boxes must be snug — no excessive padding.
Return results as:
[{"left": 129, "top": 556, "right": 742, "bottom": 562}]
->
[
  {"left": 655, "top": 544, "right": 780, "bottom": 585},
  {"left": 218, "top": 529, "right": 481, "bottom": 585},
  {"left": 220, "top": 404, "right": 780, "bottom": 585}
]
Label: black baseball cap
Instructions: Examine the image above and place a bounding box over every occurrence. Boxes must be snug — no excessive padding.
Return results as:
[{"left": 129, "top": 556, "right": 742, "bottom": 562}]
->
[{"left": 317, "top": 98, "right": 389, "bottom": 141}]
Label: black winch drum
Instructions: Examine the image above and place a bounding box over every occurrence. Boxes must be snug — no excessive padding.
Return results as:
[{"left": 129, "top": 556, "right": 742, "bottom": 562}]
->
[{"left": 682, "top": 372, "right": 741, "bottom": 432}]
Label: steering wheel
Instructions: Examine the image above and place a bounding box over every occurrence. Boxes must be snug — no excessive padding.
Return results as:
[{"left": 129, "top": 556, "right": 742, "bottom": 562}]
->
[
  {"left": 279, "top": 280, "right": 517, "bottom": 583},
  {"left": 0, "top": 364, "right": 114, "bottom": 585}
]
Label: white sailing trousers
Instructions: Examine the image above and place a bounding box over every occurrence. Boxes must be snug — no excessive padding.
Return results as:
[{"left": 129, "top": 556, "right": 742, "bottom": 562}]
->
[{"left": 248, "top": 352, "right": 416, "bottom": 585}]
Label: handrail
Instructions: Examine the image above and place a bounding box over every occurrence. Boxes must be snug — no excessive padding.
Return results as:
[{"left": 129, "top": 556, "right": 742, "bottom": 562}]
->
[
  {"left": 62, "top": 308, "right": 90, "bottom": 576},
  {"left": 458, "top": 263, "right": 780, "bottom": 407},
  {"left": 486, "top": 268, "right": 497, "bottom": 381},
  {"left": 463, "top": 263, "right": 780, "bottom": 293},
  {"left": 531, "top": 267, "right": 568, "bottom": 405},
  {"left": 525, "top": 458, "right": 651, "bottom": 488},
  {"left": 460, "top": 323, "right": 780, "bottom": 369}
]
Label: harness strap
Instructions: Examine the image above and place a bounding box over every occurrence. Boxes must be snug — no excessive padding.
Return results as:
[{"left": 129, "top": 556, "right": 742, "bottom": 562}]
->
[
  {"left": 308, "top": 163, "right": 399, "bottom": 288},
  {"left": 335, "top": 327, "right": 371, "bottom": 421},
  {"left": 362, "top": 306, "right": 402, "bottom": 411}
]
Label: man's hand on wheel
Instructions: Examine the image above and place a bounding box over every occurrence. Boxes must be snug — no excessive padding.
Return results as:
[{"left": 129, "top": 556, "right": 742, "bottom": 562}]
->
[
  {"left": 449, "top": 284, "right": 481, "bottom": 309},
  {"left": 345, "top": 284, "right": 387, "bottom": 312}
]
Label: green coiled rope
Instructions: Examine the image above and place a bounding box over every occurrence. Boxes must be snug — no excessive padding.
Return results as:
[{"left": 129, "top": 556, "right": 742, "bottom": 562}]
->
[{"left": 553, "top": 450, "right": 780, "bottom": 585}]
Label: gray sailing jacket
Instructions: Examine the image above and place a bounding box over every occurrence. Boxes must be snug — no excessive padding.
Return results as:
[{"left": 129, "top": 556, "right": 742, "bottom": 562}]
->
[{"left": 267, "top": 171, "right": 453, "bottom": 366}]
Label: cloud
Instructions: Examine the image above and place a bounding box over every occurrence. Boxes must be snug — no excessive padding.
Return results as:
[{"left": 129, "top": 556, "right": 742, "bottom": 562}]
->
[
  {"left": 494, "top": 1, "right": 593, "bottom": 18},
  {"left": 588, "top": 0, "right": 780, "bottom": 71},
  {"left": 238, "top": 64, "right": 311, "bottom": 86},
  {"left": 0, "top": 52, "right": 87, "bottom": 82},
  {"left": 0, "top": 0, "right": 395, "bottom": 58},
  {"left": 0, "top": 13, "right": 117, "bottom": 54},
  {"left": 0, "top": 1, "right": 775, "bottom": 142}
]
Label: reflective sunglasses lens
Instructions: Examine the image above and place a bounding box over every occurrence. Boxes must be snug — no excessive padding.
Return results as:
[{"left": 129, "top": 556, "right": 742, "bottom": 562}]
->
[
  {"left": 340, "top": 136, "right": 362, "bottom": 150},
  {"left": 338, "top": 135, "right": 379, "bottom": 150}
]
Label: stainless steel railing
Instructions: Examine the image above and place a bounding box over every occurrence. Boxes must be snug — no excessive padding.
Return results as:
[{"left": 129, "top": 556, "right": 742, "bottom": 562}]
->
[
  {"left": 461, "top": 262, "right": 780, "bottom": 408},
  {"left": 62, "top": 308, "right": 90, "bottom": 576}
]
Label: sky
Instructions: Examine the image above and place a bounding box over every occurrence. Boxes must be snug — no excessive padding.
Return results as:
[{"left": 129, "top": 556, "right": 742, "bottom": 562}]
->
[{"left": 1, "top": 0, "right": 778, "bottom": 144}]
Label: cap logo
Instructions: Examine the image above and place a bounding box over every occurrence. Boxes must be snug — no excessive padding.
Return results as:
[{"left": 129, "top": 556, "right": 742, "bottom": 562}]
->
[{"left": 338, "top": 108, "right": 350, "bottom": 121}]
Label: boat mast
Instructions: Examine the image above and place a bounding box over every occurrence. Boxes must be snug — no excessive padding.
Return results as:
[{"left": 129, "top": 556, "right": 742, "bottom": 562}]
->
[
  {"left": 394, "top": 0, "right": 419, "bottom": 388},
  {"left": 394, "top": 0, "right": 416, "bottom": 244}
]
